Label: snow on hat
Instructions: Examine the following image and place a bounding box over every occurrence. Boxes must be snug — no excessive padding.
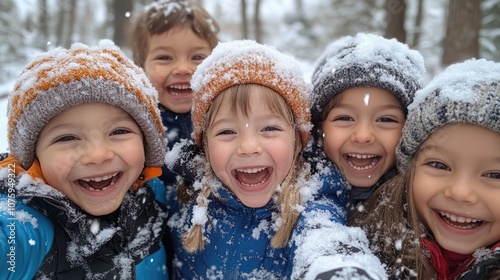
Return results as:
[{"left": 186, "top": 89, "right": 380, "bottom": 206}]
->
[
  {"left": 310, "top": 33, "right": 426, "bottom": 122},
  {"left": 191, "top": 39, "right": 311, "bottom": 147},
  {"left": 8, "top": 39, "right": 166, "bottom": 169},
  {"left": 397, "top": 58, "right": 500, "bottom": 172}
]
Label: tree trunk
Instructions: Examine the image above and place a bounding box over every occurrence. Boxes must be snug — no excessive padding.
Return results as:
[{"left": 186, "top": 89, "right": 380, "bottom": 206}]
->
[
  {"left": 63, "top": 0, "right": 77, "bottom": 48},
  {"left": 442, "top": 0, "right": 481, "bottom": 66},
  {"left": 55, "top": 0, "right": 66, "bottom": 47},
  {"left": 240, "top": 0, "right": 248, "bottom": 39},
  {"left": 113, "top": 0, "right": 133, "bottom": 48},
  {"left": 384, "top": 0, "right": 407, "bottom": 43},
  {"left": 411, "top": 0, "right": 423, "bottom": 48},
  {"left": 38, "top": 0, "right": 49, "bottom": 47},
  {"left": 254, "top": 0, "right": 262, "bottom": 42}
]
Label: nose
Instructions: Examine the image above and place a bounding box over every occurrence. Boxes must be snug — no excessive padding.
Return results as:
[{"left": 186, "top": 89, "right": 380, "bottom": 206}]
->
[
  {"left": 443, "top": 175, "right": 478, "bottom": 204},
  {"left": 80, "top": 137, "right": 114, "bottom": 165},
  {"left": 350, "top": 121, "right": 375, "bottom": 144},
  {"left": 237, "top": 132, "right": 263, "bottom": 156},
  {"left": 173, "top": 59, "right": 194, "bottom": 76}
]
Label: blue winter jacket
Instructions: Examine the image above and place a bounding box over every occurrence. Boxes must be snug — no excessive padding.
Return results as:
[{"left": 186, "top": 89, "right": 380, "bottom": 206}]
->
[
  {"left": 0, "top": 164, "right": 169, "bottom": 280},
  {"left": 163, "top": 153, "right": 388, "bottom": 279},
  {"left": 158, "top": 108, "right": 193, "bottom": 188}
]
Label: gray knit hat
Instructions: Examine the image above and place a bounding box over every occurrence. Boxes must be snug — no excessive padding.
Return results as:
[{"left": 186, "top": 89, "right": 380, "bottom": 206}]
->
[
  {"left": 310, "top": 33, "right": 426, "bottom": 123},
  {"left": 8, "top": 40, "right": 166, "bottom": 169},
  {"left": 397, "top": 58, "right": 500, "bottom": 172}
]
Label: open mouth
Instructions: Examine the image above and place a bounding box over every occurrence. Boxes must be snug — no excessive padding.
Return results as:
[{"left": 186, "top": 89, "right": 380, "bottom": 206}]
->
[
  {"left": 438, "top": 210, "right": 483, "bottom": 230},
  {"left": 168, "top": 84, "right": 192, "bottom": 96},
  {"left": 345, "top": 153, "right": 380, "bottom": 171},
  {"left": 78, "top": 172, "right": 120, "bottom": 192},
  {"left": 233, "top": 167, "right": 271, "bottom": 187}
]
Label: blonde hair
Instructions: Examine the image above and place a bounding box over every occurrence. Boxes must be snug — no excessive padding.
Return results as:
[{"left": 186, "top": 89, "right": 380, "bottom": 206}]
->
[{"left": 178, "top": 84, "right": 307, "bottom": 252}]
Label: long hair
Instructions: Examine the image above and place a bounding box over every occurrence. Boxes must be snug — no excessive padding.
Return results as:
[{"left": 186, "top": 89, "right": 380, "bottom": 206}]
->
[
  {"left": 350, "top": 155, "right": 435, "bottom": 279},
  {"left": 178, "top": 84, "right": 307, "bottom": 252}
]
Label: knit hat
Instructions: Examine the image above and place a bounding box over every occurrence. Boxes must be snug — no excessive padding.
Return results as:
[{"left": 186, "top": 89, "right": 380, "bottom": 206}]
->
[
  {"left": 8, "top": 40, "right": 166, "bottom": 169},
  {"left": 191, "top": 39, "right": 311, "bottom": 147},
  {"left": 310, "top": 33, "right": 426, "bottom": 123},
  {"left": 397, "top": 58, "right": 500, "bottom": 172}
]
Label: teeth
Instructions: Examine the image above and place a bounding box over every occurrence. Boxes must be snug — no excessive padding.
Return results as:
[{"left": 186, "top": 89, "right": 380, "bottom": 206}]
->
[
  {"left": 438, "top": 211, "right": 481, "bottom": 223},
  {"left": 169, "top": 85, "right": 191, "bottom": 90},
  {"left": 347, "top": 157, "right": 377, "bottom": 170},
  {"left": 348, "top": 154, "right": 376, "bottom": 159},
  {"left": 81, "top": 172, "right": 118, "bottom": 183},
  {"left": 236, "top": 167, "right": 266, "bottom": 174}
]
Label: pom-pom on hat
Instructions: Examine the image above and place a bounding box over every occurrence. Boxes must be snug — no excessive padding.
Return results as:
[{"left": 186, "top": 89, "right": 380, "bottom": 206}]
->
[
  {"left": 8, "top": 39, "right": 166, "bottom": 169},
  {"left": 310, "top": 33, "right": 426, "bottom": 123},
  {"left": 191, "top": 39, "right": 311, "bottom": 147},
  {"left": 397, "top": 58, "right": 500, "bottom": 172}
]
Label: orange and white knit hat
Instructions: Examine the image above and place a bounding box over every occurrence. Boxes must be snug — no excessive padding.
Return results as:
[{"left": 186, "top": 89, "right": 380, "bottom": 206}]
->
[
  {"left": 8, "top": 40, "right": 165, "bottom": 169},
  {"left": 191, "top": 39, "right": 311, "bottom": 148}
]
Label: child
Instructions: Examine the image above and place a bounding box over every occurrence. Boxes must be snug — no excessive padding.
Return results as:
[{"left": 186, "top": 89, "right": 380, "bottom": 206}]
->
[
  {"left": 309, "top": 33, "right": 426, "bottom": 209},
  {"left": 356, "top": 58, "right": 500, "bottom": 279},
  {"left": 166, "top": 39, "right": 387, "bottom": 279},
  {"left": 129, "top": 0, "right": 219, "bottom": 188},
  {"left": 0, "top": 40, "right": 169, "bottom": 279}
]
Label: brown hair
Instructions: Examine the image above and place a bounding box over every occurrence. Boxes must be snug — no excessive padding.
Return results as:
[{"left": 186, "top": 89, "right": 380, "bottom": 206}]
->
[
  {"left": 129, "top": 0, "right": 219, "bottom": 68},
  {"left": 349, "top": 155, "right": 435, "bottom": 279},
  {"left": 178, "top": 84, "right": 307, "bottom": 252}
]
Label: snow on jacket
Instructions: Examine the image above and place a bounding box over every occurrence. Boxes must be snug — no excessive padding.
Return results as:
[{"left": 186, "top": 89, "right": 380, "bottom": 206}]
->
[
  {"left": 158, "top": 107, "right": 193, "bottom": 188},
  {"left": 163, "top": 151, "right": 387, "bottom": 279},
  {"left": 0, "top": 161, "right": 169, "bottom": 279}
]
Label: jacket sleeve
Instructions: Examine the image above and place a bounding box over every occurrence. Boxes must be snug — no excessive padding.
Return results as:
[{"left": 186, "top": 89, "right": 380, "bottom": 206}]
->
[
  {"left": 0, "top": 194, "right": 54, "bottom": 280},
  {"left": 289, "top": 197, "right": 387, "bottom": 280}
]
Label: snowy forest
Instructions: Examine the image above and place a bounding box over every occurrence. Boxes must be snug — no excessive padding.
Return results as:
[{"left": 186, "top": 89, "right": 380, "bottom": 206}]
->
[{"left": 0, "top": 0, "right": 499, "bottom": 151}]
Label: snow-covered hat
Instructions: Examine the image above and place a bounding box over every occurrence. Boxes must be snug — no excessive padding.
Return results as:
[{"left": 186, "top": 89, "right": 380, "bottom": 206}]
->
[
  {"left": 8, "top": 40, "right": 165, "bottom": 169},
  {"left": 191, "top": 39, "right": 311, "bottom": 147},
  {"left": 310, "top": 33, "right": 426, "bottom": 122},
  {"left": 397, "top": 58, "right": 500, "bottom": 172}
]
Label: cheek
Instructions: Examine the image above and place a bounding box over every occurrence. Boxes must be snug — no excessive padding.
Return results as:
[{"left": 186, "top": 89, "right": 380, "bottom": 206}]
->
[
  {"left": 38, "top": 154, "right": 76, "bottom": 190},
  {"left": 207, "top": 142, "right": 230, "bottom": 177},
  {"left": 412, "top": 171, "right": 433, "bottom": 214},
  {"left": 322, "top": 131, "right": 342, "bottom": 161}
]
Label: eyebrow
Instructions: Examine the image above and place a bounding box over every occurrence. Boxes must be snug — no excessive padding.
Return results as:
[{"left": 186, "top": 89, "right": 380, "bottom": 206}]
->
[{"left": 41, "top": 114, "right": 135, "bottom": 137}]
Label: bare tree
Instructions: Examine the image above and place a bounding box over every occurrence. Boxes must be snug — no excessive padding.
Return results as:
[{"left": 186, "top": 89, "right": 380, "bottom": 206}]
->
[
  {"left": 240, "top": 0, "right": 249, "bottom": 39},
  {"left": 384, "top": 0, "right": 407, "bottom": 43},
  {"left": 38, "top": 0, "right": 49, "bottom": 46},
  {"left": 411, "top": 0, "right": 424, "bottom": 48},
  {"left": 113, "top": 0, "right": 133, "bottom": 47},
  {"left": 442, "top": 0, "right": 481, "bottom": 66},
  {"left": 63, "top": 0, "right": 77, "bottom": 48},
  {"left": 254, "top": 0, "right": 262, "bottom": 42}
]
